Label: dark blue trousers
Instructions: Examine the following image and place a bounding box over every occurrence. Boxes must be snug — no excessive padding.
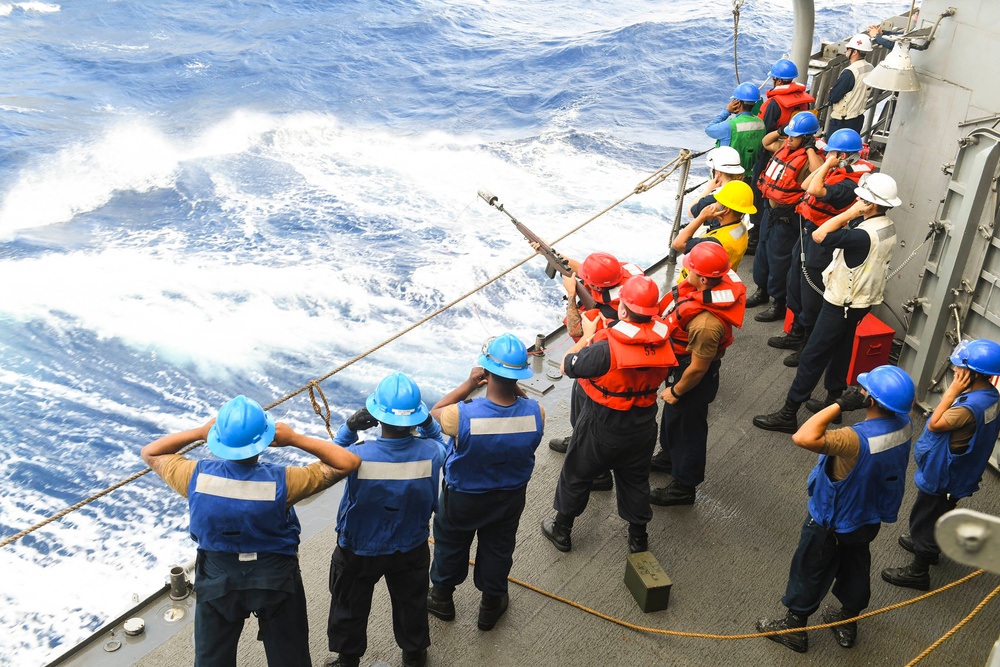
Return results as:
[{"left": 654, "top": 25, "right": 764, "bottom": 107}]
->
[
  {"left": 908, "top": 489, "right": 958, "bottom": 563},
  {"left": 194, "top": 551, "right": 311, "bottom": 667},
  {"left": 328, "top": 543, "right": 430, "bottom": 658},
  {"left": 785, "top": 229, "right": 827, "bottom": 329},
  {"left": 753, "top": 206, "right": 798, "bottom": 302},
  {"left": 781, "top": 516, "right": 880, "bottom": 617},
  {"left": 828, "top": 116, "right": 865, "bottom": 135},
  {"left": 659, "top": 358, "right": 722, "bottom": 488},
  {"left": 788, "top": 302, "right": 870, "bottom": 403},
  {"left": 431, "top": 485, "right": 527, "bottom": 596}
]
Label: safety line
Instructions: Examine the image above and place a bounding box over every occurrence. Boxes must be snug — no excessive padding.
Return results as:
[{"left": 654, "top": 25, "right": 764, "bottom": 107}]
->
[
  {"left": 0, "top": 151, "right": 695, "bottom": 550},
  {"left": 905, "top": 581, "right": 1000, "bottom": 666}
]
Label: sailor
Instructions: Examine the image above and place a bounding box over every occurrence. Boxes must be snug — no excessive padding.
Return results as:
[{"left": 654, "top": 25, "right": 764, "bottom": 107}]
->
[
  {"left": 326, "top": 372, "right": 446, "bottom": 667},
  {"left": 748, "top": 59, "right": 816, "bottom": 255},
  {"left": 547, "top": 251, "right": 643, "bottom": 473},
  {"left": 704, "top": 83, "right": 766, "bottom": 175},
  {"left": 426, "top": 333, "right": 544, "bottom": 631},
  {"left": 754, "top": 172, "right": 901, "bottom": 434},
  {"left": 140, "top": 395, "right": 361, "bottom": 667},
  {"left": 827, "top": 34, "right": 874, "bottom": 134},
  {"left": 756, "top": 365, "right": 914, "bottom": 653},
  {"left": 747, "top": 111, "right": 824, "bottom": 323},
  {"left": 649, "top": 242, "right": 746, "bottom": 505},
  {"left": 882, "top": 339, "right": 1000, "bottom": 591},
  {"left": 541, "top": 275, "right": 676, "bottom": 553},
  {"left": 686, "top": 146, "right": 747, "bottom": 222},
  {"left": 674, "top": 178, "right": 756, "bottom": 280},
  {"left": 773, "top": 129, "right": 875, "bottom": 368}
]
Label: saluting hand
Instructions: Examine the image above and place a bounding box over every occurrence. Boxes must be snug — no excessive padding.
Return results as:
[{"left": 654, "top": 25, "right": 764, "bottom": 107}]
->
[
  {"left": 272, "top": 422, "right": 296, "bottom": 447},
  {"left": 198, "top": 417, "right": 216, "bottom": 442},
  {"left": 948, "top": 367, "right": 975, "bottom": 395},
  {"left": 726, "top": 99, "right": 742, "bottom": 114},
  {"left": 468, "top": 366, "right": 488, "bottom": 387}
]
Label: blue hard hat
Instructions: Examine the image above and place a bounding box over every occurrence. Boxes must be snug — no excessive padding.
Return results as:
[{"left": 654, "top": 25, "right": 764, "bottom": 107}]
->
[
  {"left": 732, "top": 82, "right": 760, "bottom": 103},
  {"left": 478, "top": 333, "right": 533, "bottom": 380},
  {"left": 950, "top": 339, "right": 1000, "bottom": 376},
  {"left": 769, "top": 58, "right": 799, "bottom": 80},
  {"left": 207, "top": 395, "right": 276, "bottom": 461},
  {"left": 825, "top": 128, "right": 864, "bottom": 153},
  {"left": 785, "top": 111, "right": 820, "bottom": 137},
  {"left": 857, "top": 365, "right": 915, "bottom": 414},
  {"left": 366, "top": 372, "right": 430, "bottom": 427}
]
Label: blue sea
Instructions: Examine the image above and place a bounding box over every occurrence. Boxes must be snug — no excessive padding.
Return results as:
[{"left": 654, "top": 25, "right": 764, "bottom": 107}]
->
[{"left": 0, "top": 1, "right": 908, "bottom": 663}]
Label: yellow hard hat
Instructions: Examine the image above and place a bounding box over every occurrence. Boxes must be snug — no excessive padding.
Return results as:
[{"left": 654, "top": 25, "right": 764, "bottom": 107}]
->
[{"left": 713, "top": 180, "right": 757, "bottom": 214}]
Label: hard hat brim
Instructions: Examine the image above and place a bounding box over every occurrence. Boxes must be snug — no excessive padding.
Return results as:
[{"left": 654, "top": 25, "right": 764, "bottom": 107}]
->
[
  {"left": 854, "top": 186, "right": 901, "bottom": 207},
  {"left": 477, "top": 353, "right": 533, "bottom": 380},
  {"left": 365, "top": 393, "right": 430, "bottom": 427},
  {"left": 207, "top": 413, "right": 276, "bottom": 461}
]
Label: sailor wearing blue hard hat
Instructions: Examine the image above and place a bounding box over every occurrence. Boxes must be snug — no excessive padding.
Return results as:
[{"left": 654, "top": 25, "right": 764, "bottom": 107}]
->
[
  {"left": 704, "top": 82, "right": 766, "bottom": 175},
  {"left": 328, "top": 372, "right": 447, "bottom": 667},
  {"left": 141, "top": 395, "right": 362, "bottom": 666},
  {"left": 883, "top": 339, "right": 1000, "bottom": 591},
  {"left": 756, "top": 364, "right": 915, "bottom": 653},
  {"left": 426, "top": 333, "right": 544, "bottom": 632}
]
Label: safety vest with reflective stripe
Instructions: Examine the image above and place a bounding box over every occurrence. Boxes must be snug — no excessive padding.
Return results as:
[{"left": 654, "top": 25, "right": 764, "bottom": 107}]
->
[
  {"left": 758, "top": 143, "right": 810, "bottom": 205},
  {"left": 188, "top": 460, "right": 300, "bottom": 556},
  {"left": 795, "top": 160, "right": 874, "bottom": 223},
  {"left": 914, "top": 387, "right": 1000, "bottom": 498},
  {"left": 807, "top": 414, "right": 912, "bottom": 533},
  {"left": 336, "top": 435, "right": 444, "bottom": 556},
  {"left": 759, "top": 82, "right": 815, "bottom": 129},
  {"left": 582, "top": 262, "right": 644, "bottom": 311},
  {"left": 822, "top": 215, "right": 896, "bottom": 308},
  {"left": 446, "top": 396, "right": 543, "bottom": 493},
  {"left": 725, "top": 113, "right": 766, "bottom": 173},
  {"left": 660, "top": 270, "right": 747, "bottom": 356},
  {"left": 579, "top": 319, "right": 677, "bottom": 410}
]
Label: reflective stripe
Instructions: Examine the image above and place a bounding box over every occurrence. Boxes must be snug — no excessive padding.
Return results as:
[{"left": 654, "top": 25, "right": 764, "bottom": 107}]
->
[
  {"left": 868, "top": 426, "right": 911, "bottom": 454},
  {"left": 985, "top": 401, "right": 999, "bottom": 424},
  {"left": 612, "top": 321, "right": 640, "bottom": 338},
  {"left": 608, "top": 285, "right": 622, "bottom": 301},
  {"left": 652, "top": 320, "right": 668, "bottom": 337},
  {"left": 469, "top": 416, "right": 539, "bottom": 435},
  {"left": 357, "top": 459, "right": 433, "bottom": 481},
  {"left": 710, "top": 289, "right": 735, "bottom": 303},
  {"left": 727, "top": 270, "right": 743, "bottom": 283},
  {"left": 621, "top": 263, "right": 643, "bottom": 277},
  {"left": 877, "top": 224, "right": 896, "bottom": 241},
  {"left": 194, "top": 473, "right": 277, "bottom": 502}
]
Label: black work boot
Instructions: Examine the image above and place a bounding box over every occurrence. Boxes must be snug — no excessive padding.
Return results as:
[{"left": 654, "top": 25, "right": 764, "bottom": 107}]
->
[
  {"left": 325, "top": 655, "right": 361, "bottom": 667},
  {"left": 804, "top": 390, "right": 843, "bottom": 424},
  {"left": 756, "top": 610, "right": 808, "bottom": 653},
  {"left": 783, "top": 348, "right": 802, "bottom": 367},
  {"left": 898, "top": 533, "right": 939, "bottom": 564},
  {"left": 590, "top": 471, "right": 614, "bottom": 491},
  {"left": 628, "top": 523, "right": 649, "bottom": 553},
  {"left": 649, "top": 448, "right": 672, "bottom": 473},
  {"left": 881, "top": 561, "right": 931, "bottom": 591},
  {"left": 755, "top": 300, "right": 786, "bottom": 322},
  {"left": 753, "top": 399, "right": 802, "bottom": 433},
  {"left": 426, "top": 585, "right": 455, "bottom": 621},
  {"left": 548, "top": 436, "right": 570, "bottom": 453},
  {"left": 821, "top": 605, "right": 858, "bottom": 648},
  {"left": 541, "top": 516, "right": 572, "bottom": 552},
  {"left": 477, "top": 593, "right": 509, "bottom": 631},
  {"left": 746, "top": 287, "right": 770, "bottom": 308},
  {"left": 401, "top": 649, "right": 427, "bottom": 667},
  {"left": 768, "top": 323, "right": 805, "bottom": 350},
  {"left": 649, "top": 480, "right": 696, "bottom": 506}
]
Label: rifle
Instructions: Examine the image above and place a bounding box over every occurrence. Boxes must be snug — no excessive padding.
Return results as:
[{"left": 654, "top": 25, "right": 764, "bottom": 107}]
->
[{"left": 478, "top": 189, "right": 597, "bottom": 311}]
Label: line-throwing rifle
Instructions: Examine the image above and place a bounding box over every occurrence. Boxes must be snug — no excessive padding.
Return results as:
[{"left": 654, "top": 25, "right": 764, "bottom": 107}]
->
[{"left": 478, "top": 189, "right": 597, "bottom": 311}]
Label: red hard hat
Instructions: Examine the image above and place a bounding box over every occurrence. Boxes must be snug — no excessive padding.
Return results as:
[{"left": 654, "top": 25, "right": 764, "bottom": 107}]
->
[
  {"left": 618, "top": 275, "right": 660, "bottom": 316},
  {"left": 682, "top": 241, "right": 730, "bottom": 278},
  {"left": 579, "top": 252, "right": 623, "bottom": 288}
]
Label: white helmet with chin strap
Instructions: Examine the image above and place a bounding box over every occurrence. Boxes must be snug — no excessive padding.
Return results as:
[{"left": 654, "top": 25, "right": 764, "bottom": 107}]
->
[
  {"left": 848, "top": 34, "right": 873, "bottom": 53},
  {"left": 705, "top": 146, "right": 745, "bottom": 176},
  {"left": 855, "top": 172, "right": 902, "bottom": 207}
]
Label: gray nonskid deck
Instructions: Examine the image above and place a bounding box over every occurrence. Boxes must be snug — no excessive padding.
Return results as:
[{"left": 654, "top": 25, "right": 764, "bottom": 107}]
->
[{"left": 135, "top": 260, "right": 1000, "bottom": 667}]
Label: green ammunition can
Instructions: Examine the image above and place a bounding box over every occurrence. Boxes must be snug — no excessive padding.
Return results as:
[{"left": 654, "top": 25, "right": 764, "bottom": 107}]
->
[{"left": 624, "top": 551, "right": 672, "bottom": 612}]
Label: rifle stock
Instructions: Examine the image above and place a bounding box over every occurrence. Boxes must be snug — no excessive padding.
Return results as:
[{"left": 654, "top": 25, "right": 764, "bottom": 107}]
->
[{"left": 478, "top": 189, "right": 597, "bottom": 311}]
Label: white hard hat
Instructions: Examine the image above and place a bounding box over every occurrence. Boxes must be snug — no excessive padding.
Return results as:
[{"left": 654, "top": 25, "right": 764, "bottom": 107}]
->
[
  {"left": 848, "top": 34, "right": 873, "bottom": 53},
  {"left": 855, "top": 172, "right": 901, "bottom": 207},
  {"left": 705, "top": 146, "right": 745, "bottom": 176}
]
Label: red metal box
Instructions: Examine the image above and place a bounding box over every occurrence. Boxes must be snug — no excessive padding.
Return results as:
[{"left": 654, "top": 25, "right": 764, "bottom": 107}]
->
[{"left": 847, "top": 313, "right": 895, "bottom": 385}]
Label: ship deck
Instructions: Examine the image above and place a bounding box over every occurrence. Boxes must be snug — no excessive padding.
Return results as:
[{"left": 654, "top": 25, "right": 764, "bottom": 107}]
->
[{"left": 83, "top": 259, "right": 1000, "bottom": 667}]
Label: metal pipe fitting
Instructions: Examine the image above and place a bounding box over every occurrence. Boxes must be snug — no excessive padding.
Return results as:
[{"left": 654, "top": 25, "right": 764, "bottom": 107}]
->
[{"left": 169, "top": 565, "right": 190, "bottom": 600}]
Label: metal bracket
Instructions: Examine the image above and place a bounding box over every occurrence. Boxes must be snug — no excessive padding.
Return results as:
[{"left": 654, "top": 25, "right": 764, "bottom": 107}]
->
[{"left": 936, "top": 509, "right": 1000, "bottom": 572}]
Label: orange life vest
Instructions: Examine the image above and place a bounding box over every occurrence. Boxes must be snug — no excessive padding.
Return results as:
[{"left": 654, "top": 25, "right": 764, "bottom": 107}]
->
[
  {"left": 795, "top": 160, "right": 875, "bottom": 223},
  {"left": 582, "top": 262, "right": 644, "bottom": 310},
  {"left": 758, "top": 143, "right": 810, "bottom": 206},
  {"left": 759, "top": 82, "right": 815, "bottom": 129},
  {"left": 659, "top": 272, "right": 747, "bottom": 356},
  {"left": 578, "top": 319, "right": 677, "bottom": 410}
]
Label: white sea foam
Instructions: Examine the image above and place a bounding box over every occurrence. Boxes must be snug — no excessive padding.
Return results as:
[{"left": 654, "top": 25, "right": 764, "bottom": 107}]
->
[{"left": 12, "top": 1, "right": 59, "bottom": 12}]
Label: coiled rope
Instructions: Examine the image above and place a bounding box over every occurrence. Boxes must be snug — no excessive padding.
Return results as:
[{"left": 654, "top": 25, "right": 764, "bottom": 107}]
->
[{"left": 0, "top": 151, "right": 695, "bottom": 550}]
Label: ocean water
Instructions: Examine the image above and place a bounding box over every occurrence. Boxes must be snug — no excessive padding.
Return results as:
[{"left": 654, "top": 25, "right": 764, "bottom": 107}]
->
[{"left": 0, "top": 1, "right": 909, "bottom": 664}]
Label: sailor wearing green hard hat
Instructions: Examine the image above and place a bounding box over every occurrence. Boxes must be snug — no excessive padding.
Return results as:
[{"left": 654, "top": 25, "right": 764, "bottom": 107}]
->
[
  {"left": 327, "top": 371, "right": 447, "bottom": 667},
  {"left": 426, "top": 333, "right": 544, "bottom": 632},
  {"left": 141, "top": 394, "right": 362, "bottom": 666},
  {"left": 756, "top": 364, "right": 915, "bottom": 653}
]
